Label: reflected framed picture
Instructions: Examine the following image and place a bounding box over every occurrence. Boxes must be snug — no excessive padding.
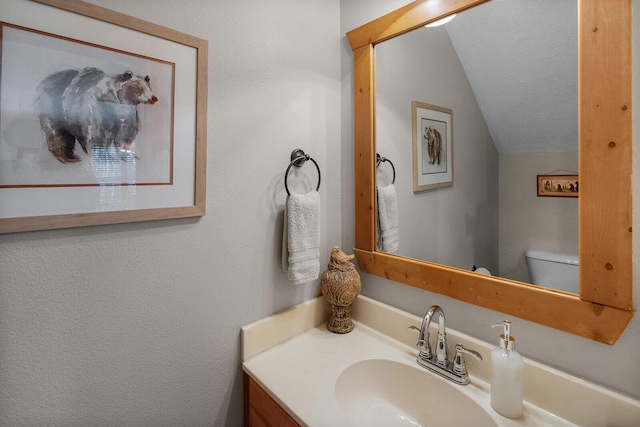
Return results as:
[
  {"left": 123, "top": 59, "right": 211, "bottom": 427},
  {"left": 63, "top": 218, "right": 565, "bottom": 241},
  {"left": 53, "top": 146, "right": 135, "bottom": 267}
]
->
[
  {"left": 537, "top": 175, "right": 579, "bottom": 198},
  {"left": 412, "top": 101, "right": 453, "bottom": 192},
  {"left": 0, "top": 0, "right": 208, "bottom": 233}
]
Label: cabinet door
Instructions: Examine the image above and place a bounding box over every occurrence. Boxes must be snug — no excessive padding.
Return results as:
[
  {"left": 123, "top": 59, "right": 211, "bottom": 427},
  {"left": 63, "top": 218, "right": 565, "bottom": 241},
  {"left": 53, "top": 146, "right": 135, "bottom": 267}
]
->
[{"left": 245, "top": 374, "right": 300, "bottom": 427}]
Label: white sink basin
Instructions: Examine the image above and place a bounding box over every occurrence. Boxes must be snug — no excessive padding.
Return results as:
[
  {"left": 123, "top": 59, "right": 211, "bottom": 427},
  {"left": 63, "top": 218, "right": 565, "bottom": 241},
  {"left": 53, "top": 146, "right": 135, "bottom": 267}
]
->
[
  {"left": 243, "top": 296, "right": 640, "bottom": 427},
  {"left": 335, "top": 358, "right": 497, "bottom": 427}
]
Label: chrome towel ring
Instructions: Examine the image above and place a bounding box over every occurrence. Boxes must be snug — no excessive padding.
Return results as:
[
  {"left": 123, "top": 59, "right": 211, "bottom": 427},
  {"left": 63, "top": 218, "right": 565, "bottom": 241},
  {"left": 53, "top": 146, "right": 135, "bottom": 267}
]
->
[
  {"left": 376, "top": 153, "right": 396, "bottom": 184},
  {"left": 284, "top": 149, "right": 321, "bottom": 196}
]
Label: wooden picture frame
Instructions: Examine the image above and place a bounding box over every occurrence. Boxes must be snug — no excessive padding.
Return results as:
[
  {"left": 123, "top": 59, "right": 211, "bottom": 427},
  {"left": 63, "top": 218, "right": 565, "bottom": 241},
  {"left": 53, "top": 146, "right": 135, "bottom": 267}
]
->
[
  {"left": 537, "top": 175, "right": 579, "bottom": 198},
  {"left": 412, "top": 101, "right": 453, "bottom": 192},
  {"left": 0, "top": 0, "right": 208, "bottom": 233}
]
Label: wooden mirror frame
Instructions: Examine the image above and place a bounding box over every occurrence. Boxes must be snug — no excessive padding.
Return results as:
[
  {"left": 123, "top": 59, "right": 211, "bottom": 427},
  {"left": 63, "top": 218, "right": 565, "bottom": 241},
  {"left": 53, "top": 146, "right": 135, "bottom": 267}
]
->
[{"left": 347, "top": 0, "right": 633, "bottom": 344}]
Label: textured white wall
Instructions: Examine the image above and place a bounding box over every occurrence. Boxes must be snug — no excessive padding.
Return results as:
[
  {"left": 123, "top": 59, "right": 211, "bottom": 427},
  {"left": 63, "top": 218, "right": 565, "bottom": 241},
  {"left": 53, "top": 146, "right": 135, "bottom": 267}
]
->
[
  {"left": 0, "top": 0, "right": 340, "bottom": 425},
  {"left": 341, "top": 0, "right": 640, "bottom": 399}
]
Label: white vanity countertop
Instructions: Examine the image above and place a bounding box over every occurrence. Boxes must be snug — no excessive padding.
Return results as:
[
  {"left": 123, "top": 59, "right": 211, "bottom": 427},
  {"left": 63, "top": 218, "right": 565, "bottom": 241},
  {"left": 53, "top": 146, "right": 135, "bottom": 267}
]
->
[{"left": 241, "top": 295, "right": 640, "bottom": 427}]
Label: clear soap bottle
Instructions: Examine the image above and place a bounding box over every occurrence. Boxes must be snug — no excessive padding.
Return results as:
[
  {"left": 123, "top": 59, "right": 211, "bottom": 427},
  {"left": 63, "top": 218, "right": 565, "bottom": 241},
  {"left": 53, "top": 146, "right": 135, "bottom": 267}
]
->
[{"left": 490, "top": 320, "right": 523, "bottom": 418}]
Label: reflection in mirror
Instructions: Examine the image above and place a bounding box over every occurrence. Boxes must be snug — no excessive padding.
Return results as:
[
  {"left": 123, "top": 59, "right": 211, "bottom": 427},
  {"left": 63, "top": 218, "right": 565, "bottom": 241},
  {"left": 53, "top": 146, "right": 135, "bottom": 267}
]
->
[
  {"left": 375, "top": 0, "right": 579, "bottom": 292},
  {"left": 349, "top": 0, "right": 633, "bottom": 343}
]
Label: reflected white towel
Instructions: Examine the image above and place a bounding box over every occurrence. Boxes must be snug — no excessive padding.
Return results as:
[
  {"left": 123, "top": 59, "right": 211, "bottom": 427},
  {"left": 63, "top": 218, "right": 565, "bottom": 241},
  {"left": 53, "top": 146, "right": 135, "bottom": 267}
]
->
[
  {"left": 281, "top": 191, "right": 320, "bottom": 285},
  {"left": 377, "top": 184, "right": 399, "bottom": 253}
]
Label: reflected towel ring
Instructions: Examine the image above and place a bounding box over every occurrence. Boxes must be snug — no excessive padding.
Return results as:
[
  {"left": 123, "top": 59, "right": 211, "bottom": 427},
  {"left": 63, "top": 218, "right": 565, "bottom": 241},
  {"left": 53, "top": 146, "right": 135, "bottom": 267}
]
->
[
  {"left": 285, "top": 149, "right": 321, "bottom": 196},
  {"left": 376, "top": 153, "right": 396, "bottom": 184}
]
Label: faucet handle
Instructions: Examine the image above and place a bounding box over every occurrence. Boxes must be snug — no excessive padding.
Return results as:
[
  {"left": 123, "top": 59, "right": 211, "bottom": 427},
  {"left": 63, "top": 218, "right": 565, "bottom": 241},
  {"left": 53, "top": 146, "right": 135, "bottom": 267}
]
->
[{"left": 452, "top": 343, "right": 483, "bottom": 376}]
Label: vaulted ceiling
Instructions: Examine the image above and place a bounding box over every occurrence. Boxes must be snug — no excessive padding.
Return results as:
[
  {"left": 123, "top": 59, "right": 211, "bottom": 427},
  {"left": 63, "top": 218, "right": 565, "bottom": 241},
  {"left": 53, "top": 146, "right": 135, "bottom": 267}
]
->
[{"left": 445, "top": 0, "right": 577, "bottom": 153}]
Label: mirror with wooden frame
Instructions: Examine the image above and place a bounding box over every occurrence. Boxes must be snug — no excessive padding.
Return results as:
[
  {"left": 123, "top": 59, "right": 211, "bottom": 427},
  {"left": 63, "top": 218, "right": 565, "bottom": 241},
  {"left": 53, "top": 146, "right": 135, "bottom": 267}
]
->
[{"left": 347, "top": 0, "right": 633, "bottom": 344}]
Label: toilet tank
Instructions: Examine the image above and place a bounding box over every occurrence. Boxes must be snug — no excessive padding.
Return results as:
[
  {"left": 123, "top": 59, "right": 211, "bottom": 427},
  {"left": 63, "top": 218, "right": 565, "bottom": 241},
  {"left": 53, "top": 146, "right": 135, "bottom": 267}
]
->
[{"left": 525, "top": 248, "right": 578, "bottom": 293}]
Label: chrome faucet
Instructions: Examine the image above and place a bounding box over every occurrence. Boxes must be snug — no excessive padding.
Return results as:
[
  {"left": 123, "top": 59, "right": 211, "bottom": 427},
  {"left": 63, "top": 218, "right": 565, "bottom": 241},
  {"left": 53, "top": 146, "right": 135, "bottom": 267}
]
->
[
  {"left": 409, "top": 305, "right": 482, "bottom": 385},
  {"left": 414, "top": 305, "right": 448, "bottom": 365}
]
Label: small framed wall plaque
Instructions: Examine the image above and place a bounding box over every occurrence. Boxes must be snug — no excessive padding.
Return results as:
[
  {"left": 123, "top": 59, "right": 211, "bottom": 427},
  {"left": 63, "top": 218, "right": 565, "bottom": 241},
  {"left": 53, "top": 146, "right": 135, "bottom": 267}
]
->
[{"left": 537, "top": 175, "right": 579, "bottom": 198}]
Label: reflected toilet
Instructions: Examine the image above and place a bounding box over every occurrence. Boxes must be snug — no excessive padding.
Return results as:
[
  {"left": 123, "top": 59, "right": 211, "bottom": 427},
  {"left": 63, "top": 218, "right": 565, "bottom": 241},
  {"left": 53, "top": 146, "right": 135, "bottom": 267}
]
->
[{"left": 525, "top": 249, "right": 578, "bottom": 294}]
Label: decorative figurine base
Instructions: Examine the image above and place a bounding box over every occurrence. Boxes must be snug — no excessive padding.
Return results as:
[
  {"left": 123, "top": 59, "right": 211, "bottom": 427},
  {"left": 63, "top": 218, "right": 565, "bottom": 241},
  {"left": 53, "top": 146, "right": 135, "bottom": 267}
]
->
[
  {"left": 326, "top": 303, "right": 356, "bottom": 334},
  {"left": 320, "top": 247, "right": 362, "bottom": 334}
]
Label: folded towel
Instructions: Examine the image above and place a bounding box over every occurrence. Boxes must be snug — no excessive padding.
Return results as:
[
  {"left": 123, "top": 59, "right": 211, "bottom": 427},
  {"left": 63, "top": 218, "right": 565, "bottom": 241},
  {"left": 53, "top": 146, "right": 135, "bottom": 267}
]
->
[
  {"left": 282, "top": 191, "right": 321, "bottom": 285},
  {"left": 377, "top": 184, "right": 399, "bottom": 253}
]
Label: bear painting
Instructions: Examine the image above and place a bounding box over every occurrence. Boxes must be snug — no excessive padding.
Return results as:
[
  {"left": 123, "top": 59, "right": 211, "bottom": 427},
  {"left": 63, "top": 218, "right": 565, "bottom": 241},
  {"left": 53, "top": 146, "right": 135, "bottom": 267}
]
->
[
  {"left": 37, "top": 67, "right": 158, "bottom": 164},
  {"left": 424, "top": 126, "right": 442, "bottom": 166}
]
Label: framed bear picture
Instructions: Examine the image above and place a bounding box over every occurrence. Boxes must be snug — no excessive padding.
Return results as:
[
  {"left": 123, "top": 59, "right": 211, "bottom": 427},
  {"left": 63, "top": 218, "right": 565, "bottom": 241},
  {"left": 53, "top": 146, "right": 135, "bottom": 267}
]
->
[
  {"left": 412, "top": 101, "right": 453, "bottom": 192},
  {"left": 0, "top": 0, "right": 208, "bottom": 233}
]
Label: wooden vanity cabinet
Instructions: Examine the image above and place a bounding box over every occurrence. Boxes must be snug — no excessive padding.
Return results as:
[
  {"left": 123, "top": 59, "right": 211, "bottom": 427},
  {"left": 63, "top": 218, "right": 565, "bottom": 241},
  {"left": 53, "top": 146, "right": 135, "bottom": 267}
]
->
[{"left": 244, "top": 373, "right": 300, "bottom": 427}]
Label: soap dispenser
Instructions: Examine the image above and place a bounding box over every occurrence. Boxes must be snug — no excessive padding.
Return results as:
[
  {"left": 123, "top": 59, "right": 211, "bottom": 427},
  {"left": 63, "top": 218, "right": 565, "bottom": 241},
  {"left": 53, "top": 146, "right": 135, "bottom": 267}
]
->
[{"left": 490, "top": 320, "right": 523, "bottom": 418}]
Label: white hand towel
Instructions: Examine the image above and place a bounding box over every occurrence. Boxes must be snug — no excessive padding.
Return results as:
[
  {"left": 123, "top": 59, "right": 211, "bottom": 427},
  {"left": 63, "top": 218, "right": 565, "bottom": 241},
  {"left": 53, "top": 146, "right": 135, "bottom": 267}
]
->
[
  {"left": 281, "top": 191, "right": 321, "bottom": 285},
  {"left": 377, "top": 184, "right": 399, "bottom": 253}
]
